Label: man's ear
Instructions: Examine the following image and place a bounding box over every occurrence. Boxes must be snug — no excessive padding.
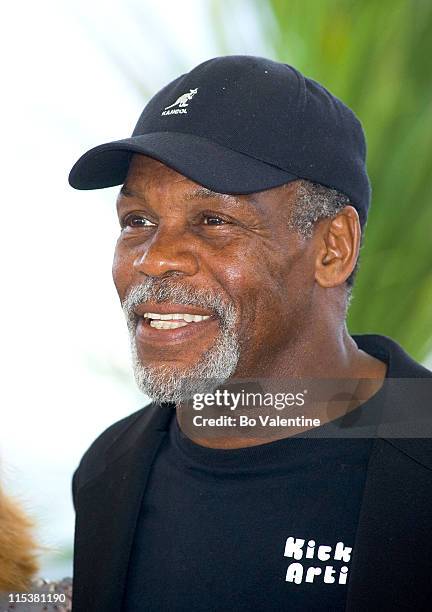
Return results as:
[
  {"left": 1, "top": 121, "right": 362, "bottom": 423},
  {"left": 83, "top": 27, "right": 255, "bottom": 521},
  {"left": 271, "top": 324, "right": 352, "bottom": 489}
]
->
[{"left": 314, "top": 205, "right": 361, "bottom": 288}]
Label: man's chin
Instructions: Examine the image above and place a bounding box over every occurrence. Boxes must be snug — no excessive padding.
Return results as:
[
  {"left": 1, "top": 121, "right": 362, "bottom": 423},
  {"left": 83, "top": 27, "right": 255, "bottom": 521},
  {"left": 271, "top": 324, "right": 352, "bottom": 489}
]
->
[
  {"left": 132, "top": 363, "right": 225, "bottom": 405},
  {"left": 129, "top": 323, "right": 241, "bottom": 403}
]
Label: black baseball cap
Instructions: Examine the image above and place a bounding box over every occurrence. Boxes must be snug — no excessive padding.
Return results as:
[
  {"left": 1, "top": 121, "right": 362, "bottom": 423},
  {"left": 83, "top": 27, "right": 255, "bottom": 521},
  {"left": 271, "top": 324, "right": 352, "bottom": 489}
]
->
[{"left": 69, "top": 55, "right": 371, "bottom": 225}]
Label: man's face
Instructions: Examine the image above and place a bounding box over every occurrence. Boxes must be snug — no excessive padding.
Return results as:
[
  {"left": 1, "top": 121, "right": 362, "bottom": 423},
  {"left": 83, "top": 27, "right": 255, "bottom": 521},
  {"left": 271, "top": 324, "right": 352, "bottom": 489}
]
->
[{"left": 113, "top": 155, "right": 317, "bottom": 401}]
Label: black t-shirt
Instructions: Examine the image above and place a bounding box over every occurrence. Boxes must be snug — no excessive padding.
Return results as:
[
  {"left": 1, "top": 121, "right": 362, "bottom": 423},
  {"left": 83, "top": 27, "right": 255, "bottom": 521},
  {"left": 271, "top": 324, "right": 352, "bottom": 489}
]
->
[
  {"left": 123, "top": 416, "right": 376, "bottom": 611},
  {"left": 122, "top": 333, "right": 406, "bottom": 612}
]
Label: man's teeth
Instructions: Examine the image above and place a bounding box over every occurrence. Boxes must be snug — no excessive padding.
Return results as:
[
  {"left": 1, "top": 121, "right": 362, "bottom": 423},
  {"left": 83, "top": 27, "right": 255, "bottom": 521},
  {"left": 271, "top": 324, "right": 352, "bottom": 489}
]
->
[
  {"left": 144, "top": 313, "right": 211, "bottom": 329},
  {"left": 149, "top": 320, "right": 189, "bottom": 329}
]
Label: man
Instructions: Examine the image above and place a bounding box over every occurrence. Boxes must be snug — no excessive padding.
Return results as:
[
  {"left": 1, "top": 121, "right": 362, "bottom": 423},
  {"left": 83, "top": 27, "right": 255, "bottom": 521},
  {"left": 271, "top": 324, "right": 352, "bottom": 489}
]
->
[{"left": 69, "top": 56, "right": 432, "bottom": 611}]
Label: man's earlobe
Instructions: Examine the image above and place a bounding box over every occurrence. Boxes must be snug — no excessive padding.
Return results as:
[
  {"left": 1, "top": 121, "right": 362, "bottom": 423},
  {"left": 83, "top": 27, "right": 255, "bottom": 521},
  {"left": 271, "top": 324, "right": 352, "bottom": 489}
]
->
[{"left": 314, "top": 206, "right": 360, "bottom": 288}]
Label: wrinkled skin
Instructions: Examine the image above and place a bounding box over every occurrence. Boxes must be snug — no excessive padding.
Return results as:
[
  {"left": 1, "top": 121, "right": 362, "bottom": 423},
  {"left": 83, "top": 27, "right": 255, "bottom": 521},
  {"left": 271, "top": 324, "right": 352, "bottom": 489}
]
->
[{"left": 113, "top": 154, "right": 386, "bottom": 446}]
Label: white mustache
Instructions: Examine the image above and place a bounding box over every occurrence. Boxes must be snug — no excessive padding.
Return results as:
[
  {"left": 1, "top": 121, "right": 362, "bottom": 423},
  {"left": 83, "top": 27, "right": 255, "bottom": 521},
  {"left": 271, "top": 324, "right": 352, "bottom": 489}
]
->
[{"left": 121, "top": 279, "right": 236, "bottom": 327}]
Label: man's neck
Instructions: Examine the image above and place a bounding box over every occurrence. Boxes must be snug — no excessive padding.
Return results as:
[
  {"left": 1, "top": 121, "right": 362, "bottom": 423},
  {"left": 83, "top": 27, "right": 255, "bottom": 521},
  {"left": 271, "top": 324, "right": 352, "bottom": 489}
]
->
[{"left": 176, "top": 325, "right": 387, "bottom": 449}]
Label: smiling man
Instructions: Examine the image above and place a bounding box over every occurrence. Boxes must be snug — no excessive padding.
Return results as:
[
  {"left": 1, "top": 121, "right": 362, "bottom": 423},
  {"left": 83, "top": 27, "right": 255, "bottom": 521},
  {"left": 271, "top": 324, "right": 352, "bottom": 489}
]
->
[{"left": 69, "top": 56, "right": 432, "bottom": 612}]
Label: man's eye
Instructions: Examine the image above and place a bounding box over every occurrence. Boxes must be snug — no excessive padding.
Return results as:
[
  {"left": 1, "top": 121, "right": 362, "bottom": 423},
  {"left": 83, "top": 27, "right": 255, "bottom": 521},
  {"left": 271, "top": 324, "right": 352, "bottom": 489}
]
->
[
  {"left": 203, "top": 215, "right": 227, "bottom": 226},
  {"left": 122, "top": 214, "right": 156, "bottom": 228}
]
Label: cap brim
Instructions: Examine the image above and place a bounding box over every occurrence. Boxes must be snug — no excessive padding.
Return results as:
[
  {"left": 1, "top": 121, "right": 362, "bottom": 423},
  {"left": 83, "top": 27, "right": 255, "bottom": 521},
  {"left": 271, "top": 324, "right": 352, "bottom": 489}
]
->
[{"left": 68, "top": 132, "right": 298, "bottom": 194}]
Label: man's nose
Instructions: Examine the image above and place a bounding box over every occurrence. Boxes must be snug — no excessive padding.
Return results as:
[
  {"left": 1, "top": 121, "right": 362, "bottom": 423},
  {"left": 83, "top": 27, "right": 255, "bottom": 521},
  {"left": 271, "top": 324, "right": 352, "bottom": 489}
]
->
[{"left": 133, "top": 228, "right": 199, "bottom": 277}]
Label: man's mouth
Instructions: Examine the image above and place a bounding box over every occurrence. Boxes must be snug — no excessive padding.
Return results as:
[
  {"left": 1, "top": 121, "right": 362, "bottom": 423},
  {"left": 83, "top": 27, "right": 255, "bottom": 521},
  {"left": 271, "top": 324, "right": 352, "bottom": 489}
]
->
[
  {"left": 142, "top": 312, "right": 212, "bottom": 330},
  {"left": 132, "top": 303, "right": 218, "bottom": 343}
]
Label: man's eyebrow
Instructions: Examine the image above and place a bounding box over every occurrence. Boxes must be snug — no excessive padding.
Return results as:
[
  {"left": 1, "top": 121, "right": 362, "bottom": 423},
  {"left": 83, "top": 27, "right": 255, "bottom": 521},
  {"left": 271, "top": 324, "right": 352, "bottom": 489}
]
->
[
  {"left": 119, "top": 185, "right": 232, "bottom": 202},
  {"left": 118, "top": 184, "right": 245, "bottom": 209}
]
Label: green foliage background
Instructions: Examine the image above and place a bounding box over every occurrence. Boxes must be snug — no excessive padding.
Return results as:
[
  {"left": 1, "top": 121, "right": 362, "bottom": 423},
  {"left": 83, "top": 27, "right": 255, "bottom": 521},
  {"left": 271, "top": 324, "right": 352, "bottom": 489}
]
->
[{"left": 210, "top": 0, "right": 432, "bottom": 361}]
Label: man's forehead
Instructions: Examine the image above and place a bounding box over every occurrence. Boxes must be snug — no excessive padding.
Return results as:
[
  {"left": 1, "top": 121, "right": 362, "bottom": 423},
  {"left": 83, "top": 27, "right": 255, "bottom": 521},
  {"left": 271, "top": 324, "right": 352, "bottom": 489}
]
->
[
  {"left": 120, "top": 154, "right": 221, "bottom": 198},
  {"left": 126, "top": 154, "right": 187, "bottom": 185},
  {"left": 120, "top": 182, "right": 234, "bottom": 202},
  {"left": 119, "top": 155, "right": 241, "bottom": 204},
  {"left": 119, "top": 153, "right": 298, "bottom": 212}
]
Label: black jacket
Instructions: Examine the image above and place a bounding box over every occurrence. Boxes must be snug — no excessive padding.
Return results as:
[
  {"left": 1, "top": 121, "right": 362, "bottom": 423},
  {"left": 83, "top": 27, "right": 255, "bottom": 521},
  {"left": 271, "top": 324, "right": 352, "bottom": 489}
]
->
[{"left": 71, "top": 335, "right": 432, "bottom": 611}]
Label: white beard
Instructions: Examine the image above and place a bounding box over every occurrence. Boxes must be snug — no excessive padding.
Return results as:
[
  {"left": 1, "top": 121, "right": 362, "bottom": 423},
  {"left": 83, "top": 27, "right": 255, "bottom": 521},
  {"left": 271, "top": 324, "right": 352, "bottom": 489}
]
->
[{"left": 122, "top": 280, "right": 240, "bottom": 404}]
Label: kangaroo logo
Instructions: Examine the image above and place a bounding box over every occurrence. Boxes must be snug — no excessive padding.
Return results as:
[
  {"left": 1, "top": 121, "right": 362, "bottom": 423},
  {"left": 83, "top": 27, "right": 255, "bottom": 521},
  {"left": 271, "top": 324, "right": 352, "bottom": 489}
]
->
[{"left": 161, "top": 88, "right": 198, "bottom": 116}]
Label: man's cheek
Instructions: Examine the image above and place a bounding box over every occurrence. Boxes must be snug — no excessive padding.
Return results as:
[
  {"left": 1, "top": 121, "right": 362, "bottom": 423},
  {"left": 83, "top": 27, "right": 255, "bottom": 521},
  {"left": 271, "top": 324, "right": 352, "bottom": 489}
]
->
[
  {"left": 215, "top": 252, "right": 262, "bottom": 287},
  {"left": 112, "top": 250, "right": 133, "bottom": 300}
]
